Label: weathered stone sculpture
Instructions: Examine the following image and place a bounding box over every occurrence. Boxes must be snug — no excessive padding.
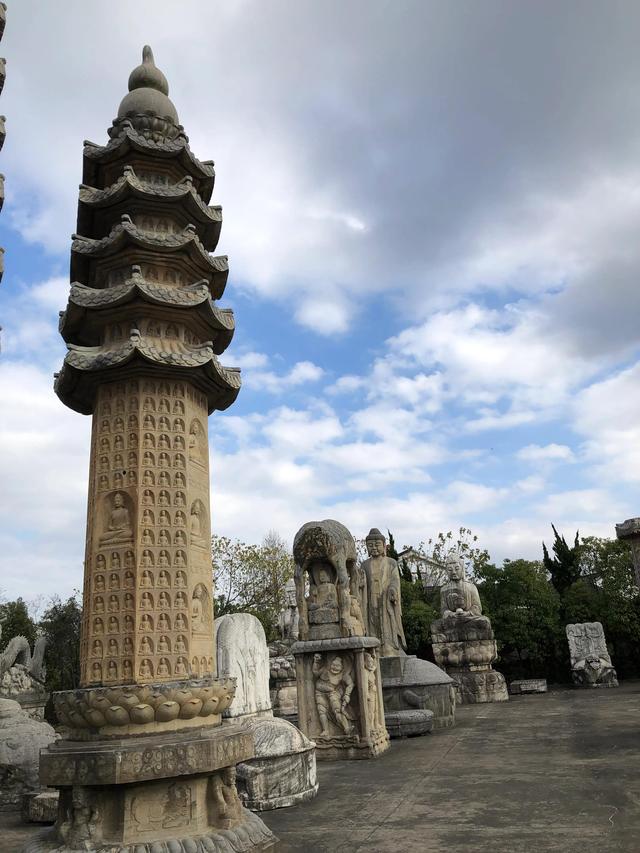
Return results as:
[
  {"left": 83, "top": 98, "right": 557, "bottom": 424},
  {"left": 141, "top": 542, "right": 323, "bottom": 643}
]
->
[
  {"left": 362, "top": 528, "right": 405, "bottom": 657},
  {"left": 278, "top": 577, "right": 299, "bottom": 642},
  {"left": 615, "top": 517, "right": 640, "bottom": 587},
  {"left": 362, "top": 528, "right": 454, "bottom": 735},
  {"left": 0, "top": 629, "right": 48, "bottom": 719},
  {"left": 269, "top": 643, "right": 298, "bottom": 723},
  {"left": 291, "top": 520, "right": 389, "bottom": 759},
  {"left": 431, "top": 554, "right": 508, "bottom": 703},
  {"left": 27, "top": 46, "right": 275, "bottom": 852},
  {"left": 216, "top": 613, "right": 317, "bottom": 810},
  {"left": 566, "top": 622, "right": 619, "bottom": 688},
  {"left": 0, "top": 698, "right": 56, "bottom": 809}
]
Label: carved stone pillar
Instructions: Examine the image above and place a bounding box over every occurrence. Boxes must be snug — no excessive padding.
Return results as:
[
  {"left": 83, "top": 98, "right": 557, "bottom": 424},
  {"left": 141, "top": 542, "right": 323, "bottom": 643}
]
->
[{"left": 28, "top": 46, "right": 275, "bottom": 853}]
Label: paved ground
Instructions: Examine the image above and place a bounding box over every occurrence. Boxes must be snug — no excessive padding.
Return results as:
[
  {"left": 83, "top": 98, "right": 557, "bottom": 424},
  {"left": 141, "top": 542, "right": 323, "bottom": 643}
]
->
[
  {"left": 3, "top": 682, "right": 640, "bottom": 852},
  {"left": 263, "top": 682, "right": 640, "bottom": 852}
]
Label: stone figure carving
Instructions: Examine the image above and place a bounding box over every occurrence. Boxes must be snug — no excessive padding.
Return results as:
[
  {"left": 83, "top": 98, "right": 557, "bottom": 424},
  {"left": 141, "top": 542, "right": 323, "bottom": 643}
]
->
[
  {"left": 312, "top": 653, "right": 354, "bottom": 736},
  {"left": 212, "top": 767, "right": 243, "bottom": 829},
  {"left": 278, "top": 577, "right": 299, "bottom": 641},
  {"left": 98, "top": 492, "right": 133, "bottom": 545},
  {"left": 363, "top": 651, "right": 378, "bottom": 724},
  {"left": 566, "top": 622, "right": 618, "bottom": 688},
  {"left": 430, "top": 554, "right": 508, "bottom": 704},
  {"left": 362, "top": 528, "right": 406, "bottom": 656},
  {"left": 293, "top": 519, "right": 363, "bottom": 640},
  {"left": 431, "top": 553, "right": 492, "bottom": 641}
]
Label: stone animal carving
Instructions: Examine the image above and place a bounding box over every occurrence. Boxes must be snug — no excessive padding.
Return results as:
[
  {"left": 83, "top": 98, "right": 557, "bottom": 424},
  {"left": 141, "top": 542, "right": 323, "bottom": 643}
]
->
[
  {"left": 0, "top": 631, "right": 47, "bottom": 681},
  {"left": 293, "top": 519, "right": 359, "bottom": 640}
]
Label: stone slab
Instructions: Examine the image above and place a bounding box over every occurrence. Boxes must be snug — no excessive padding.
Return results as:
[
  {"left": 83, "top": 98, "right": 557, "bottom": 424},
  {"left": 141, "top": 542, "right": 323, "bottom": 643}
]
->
[
  {"left": 40, "top": 722, "right": 253, "bottom": 787},
  {"left": 509, "top": 679, "right": 548, "bottom": 695}
]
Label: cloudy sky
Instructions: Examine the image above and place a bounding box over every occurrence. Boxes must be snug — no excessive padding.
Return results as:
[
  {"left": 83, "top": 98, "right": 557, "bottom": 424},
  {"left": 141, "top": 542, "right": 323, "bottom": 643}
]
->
[{"left": 2, "top": 0, "right": 640, "bottom": 602}]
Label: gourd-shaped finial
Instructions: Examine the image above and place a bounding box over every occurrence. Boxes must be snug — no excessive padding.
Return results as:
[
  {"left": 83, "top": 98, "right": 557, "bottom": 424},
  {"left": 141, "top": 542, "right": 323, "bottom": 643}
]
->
[{"left": 128, "top": 46, "right": 169, "bottom": 97}]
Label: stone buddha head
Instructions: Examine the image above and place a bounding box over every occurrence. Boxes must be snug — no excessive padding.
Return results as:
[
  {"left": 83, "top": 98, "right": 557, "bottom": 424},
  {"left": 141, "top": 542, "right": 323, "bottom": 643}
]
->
[
  {"left": 365, "top": 528, "right": 385, "bottom": 558},
  {"left": 445, "top": 553, "right": 466, "bottom": 582}
]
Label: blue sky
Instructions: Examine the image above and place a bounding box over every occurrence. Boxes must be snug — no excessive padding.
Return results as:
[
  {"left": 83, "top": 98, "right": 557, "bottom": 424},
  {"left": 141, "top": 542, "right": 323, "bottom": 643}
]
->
[{"left": 3, "top": 0, "right": 640, "bottom": 603}]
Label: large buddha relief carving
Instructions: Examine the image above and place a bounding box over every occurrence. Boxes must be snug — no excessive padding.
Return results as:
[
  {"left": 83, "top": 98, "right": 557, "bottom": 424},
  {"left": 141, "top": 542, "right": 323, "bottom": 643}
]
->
[{"left": 98, "top": 491, "right": 134, "bottom": 546}]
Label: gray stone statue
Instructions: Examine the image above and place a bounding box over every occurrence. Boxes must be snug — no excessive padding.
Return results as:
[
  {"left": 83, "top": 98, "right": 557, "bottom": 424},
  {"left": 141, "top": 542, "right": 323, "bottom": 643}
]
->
[
  {"left": 362, "top": 528, "right": 406, "bottom": 657},
  {"left": 566, "top": 622, "right": 618, "bottom": 689},
  {"left": 431, "top": 554, "right": 508, "bottom": 704},
  {"left": 0, "top": 628, "right": 48, "bottom": 719},
  {"left": 431, "top": 553, "right": 493, "bottom": 641},
  {"left": 278, "top": 577, "right": 299, "bottom": 642}
]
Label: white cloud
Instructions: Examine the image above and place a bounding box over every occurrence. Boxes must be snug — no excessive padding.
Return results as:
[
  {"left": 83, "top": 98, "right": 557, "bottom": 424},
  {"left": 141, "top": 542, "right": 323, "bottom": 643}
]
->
[{"left": 517, "top": 443, "right": 575, "bottom": 463}]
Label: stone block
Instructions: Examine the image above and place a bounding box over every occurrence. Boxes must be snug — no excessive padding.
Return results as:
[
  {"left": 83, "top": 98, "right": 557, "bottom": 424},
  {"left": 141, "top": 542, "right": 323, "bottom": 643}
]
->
[
  {"left": 237, "top": 718, "right": 318, "bottom": 811},
  {"left": 509, "top": 679, "right": 547, "bottom": 695},
  {"left": 380, "top": 655, "right": 456, "bottom": 729},
  {"left": 22, "top": 791, "right": 59, "bottom": 824},
  {"left": 384, "top": 709, "right": 433, "bottom": 739}
]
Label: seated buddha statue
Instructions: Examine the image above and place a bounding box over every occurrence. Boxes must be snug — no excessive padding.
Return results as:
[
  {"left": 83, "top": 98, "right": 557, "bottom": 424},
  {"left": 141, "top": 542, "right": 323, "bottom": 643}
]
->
[{"left": 432, "top": 553, "right": 493, "bottom": 642}]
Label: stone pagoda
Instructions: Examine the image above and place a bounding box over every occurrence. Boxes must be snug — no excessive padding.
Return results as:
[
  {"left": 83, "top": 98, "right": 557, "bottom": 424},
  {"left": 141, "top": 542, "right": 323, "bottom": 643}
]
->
[{"left": 30, "top": 47, "right": 275, "bottom": 852}]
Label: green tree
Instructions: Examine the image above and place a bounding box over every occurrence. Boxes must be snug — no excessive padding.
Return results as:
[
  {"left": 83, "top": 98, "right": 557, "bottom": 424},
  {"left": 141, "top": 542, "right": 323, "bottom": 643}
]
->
[
  {"left": 387, "top": 530, "right": 413, "bottom": 582},
  {"left": 543, "top": 525, "right": 581, "bottom": 595},
  {"left": 414, "top": 527, "right": 491, "bottom": 582},
  {"left": 39, "top": 595, "right": 82, "bottom": 695},
  {"left": 400, "top": 578, "right": 439, "bottom": 660},
  {"left": 476, "top": 559, "right": 564, "bottom": 681},
  {"left": 569, "top": 536, "right": 640, "bottom": 679},
  {"left": 212, "top": 532, "right": 294, "bottom": 642},
  {"left": 0, "top": 598, "right": 37, "bottom": 646}
]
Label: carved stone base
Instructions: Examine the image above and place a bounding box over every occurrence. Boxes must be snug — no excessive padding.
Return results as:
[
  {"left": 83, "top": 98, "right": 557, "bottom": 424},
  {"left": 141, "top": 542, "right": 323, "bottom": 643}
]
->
[
  {"left": 431, "top": 638, "right": 498, "bottom": 670},
  {"left": 23, "top": 807, "right": 276, "bottom": 852},
  {"left": 380, "top": 655, "right": 456, "bottom": 730},
  {"left": 450, "top": 668, "right": 509, "bottom": 704},
  {"left": 292, "top": 637, "right": 390, "bottom": 761},
  {"left": 384, "top": 709, "right": 433, "bottom": 739},
  {"left": 29, "top": 722, "right": 277, "bottom": 852}
]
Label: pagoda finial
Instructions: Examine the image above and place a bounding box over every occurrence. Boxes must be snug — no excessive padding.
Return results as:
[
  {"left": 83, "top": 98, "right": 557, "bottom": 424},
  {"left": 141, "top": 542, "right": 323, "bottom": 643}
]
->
[
  {"left": 128, "top": 45, "right": 170, "bottom": 97},
  {"left": 115, "top": 45, "right": 180, "bottom": 141}
]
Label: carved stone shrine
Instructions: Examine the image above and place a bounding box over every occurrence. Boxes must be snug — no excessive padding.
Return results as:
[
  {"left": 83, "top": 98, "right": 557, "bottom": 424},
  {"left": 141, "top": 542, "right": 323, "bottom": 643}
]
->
[
  {"left": 431, "top": 553, "right": 508, "bottom": 704},
  {"left": 291, "top": 520, "right": 389, "bottom": 760},
  {"left": 27, "top": 46, "right": 275, "bottom": 852},
  {"left": 566, "top": 622, "right": 618, "bottom": 689}
]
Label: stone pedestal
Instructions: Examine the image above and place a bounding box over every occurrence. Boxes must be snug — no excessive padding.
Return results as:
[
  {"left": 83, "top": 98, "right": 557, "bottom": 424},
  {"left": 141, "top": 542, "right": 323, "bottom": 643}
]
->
[
  {"left": 25, "top": 722, "right": 275, "bottom": 852},
  {"left": 380, "top": 655, "right": 456, "bottom": 731},
  {"left": 431, "top": 639, "right": 508, "bottom": 704},
  {"left": 292, "top": 637, "right": 389, "bottom": 760}
]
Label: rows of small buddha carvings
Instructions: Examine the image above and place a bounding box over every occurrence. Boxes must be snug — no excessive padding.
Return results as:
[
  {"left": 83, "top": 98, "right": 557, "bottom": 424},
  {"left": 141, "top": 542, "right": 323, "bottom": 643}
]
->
[{"left": 80, "top": 376, "right": 213, "bottom": 687}]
